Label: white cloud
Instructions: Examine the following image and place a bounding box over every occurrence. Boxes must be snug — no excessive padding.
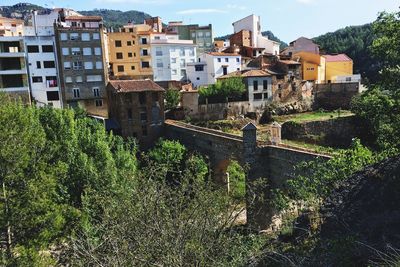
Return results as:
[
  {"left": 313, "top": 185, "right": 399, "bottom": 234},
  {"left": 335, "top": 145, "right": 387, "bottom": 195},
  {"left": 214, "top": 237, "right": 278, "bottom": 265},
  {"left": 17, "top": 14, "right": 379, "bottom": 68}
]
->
[{"left": 177, "top": 9, "right": 227, "bottom": 15}]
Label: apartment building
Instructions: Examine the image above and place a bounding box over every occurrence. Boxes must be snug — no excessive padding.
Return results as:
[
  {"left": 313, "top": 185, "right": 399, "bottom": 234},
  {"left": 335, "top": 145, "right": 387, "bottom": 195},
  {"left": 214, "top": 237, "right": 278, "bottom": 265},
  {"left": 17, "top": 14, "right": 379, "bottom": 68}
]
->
[
  {"left": 55, "top": 15, "right": 108, "bottom": 117},
  {"left": 187, "top": 52, "right": 241, "bottom": 86},
  {"left": 150, "top": 33, "right": 197, "bottom": 82},
  {"left": 0, "top": 17, "right": 30, "bottom": 103},
  {"left": 107, "top": 23, "right": 153, "bottom": 80},
  {"left": 166, "top": 22, "right": 213, "bottom": 53}
]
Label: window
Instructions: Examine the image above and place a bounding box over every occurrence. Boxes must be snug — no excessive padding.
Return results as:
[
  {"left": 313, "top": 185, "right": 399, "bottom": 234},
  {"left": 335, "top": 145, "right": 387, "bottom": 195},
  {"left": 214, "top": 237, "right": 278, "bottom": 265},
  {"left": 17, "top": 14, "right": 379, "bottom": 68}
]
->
[
  {"left": 83, "top": 47, "right": 92, "bottom": 56},
  {"left": 139, "top": 92, "right": 146, "bottom": 105},
  {"left": 172, "top": 69, "right": 177, "bottom": 75},
  {"left": 142, "top": 49, "right": 148, "bottom": 56},
  {"left": 156, "top": 59, "right": 163, "bottom": 68},
  {"left": 171, "top": 58, "right": 177, "bottom": 63},
  {"left": 140, "top": 107, "right": 147, "bottom": 121},
  {"left": 180, "top": 69, "right": 186, "bottom": 78},
  {"left": 127, "top": 41, "right": 132, "bottom": 46},
  {"left": 188, "top": 48, "right": 195, "bottom": 56},
  {"left": 71, "top": 21, "right": 78, "bottom": 27},
  {"left": 141, "top": 61, "right": 150, "bottom": 68},
  {"left": 93, "top": 33, "right": 100, "bottom": 40},
  {"left": 222, "top": 66, "right": 228, "bottom": 75},
  {"left": 43, "top": 61, "right": 55, "bottom": 68},
  {"left": 117, "top": 65, "right": 124, "bottom": 72},
  {"left": 73, "top": 88, "right": 80, "bottom": 98},
  {"left": 115, "top": 40, "right": 122, "bottom": 47},
  {"left": 191, "top": 32, "right": 196, "bottom": 38},
  {"left": 76, "top": 76, "right": 83, "bottom": 83},
  {"left": 129, "top": 28, "right": 134, "bottom": 33},
  {"left": 62, "top": 47, "right": 69, "bottom": 55},
  {"left": 87, "top": 75, "right": 102, "bottom": 82},
  {"left": 141, "top": 38, "right": 147, "bottom": 44},
  {"left": 278, "top": 84, "right": 282, "bottom": 89},
  {"left": 346, "top": 77, "right": 352, "bottom": 82},
  {"left": 197, "top": 31, "right": 203, "bottom": 37},
  {"left": 84, "top": 61, "right": 93, "bottom": 69},
  {"left": 70, "top": 33, "right": 79, "bottom": 40},
  {"left": 156, "top": 47, "right": 162, "bottom": 56},
  {"left": 27, "top": 45, "right": 39, "bottom": 53},
  {"left": 60, "top": 33, "right": 68, "bottom": 41},
  {"left": 264, "top": 93, "right": 269, "bottom": 99},
  {"left": 95, "top": 99, "right": 103, "bottom": 107},
  {"left": 71, "top": 47, "right": 81, "bottom": 56},
  {"left": 195, "top": 65, "right": 204, "bottom": 72},
  {"left": 134, "top": 52, "right": 136, "bottom": 57},
  {"left": 46, "top": 76, "right": 57, "bottom": 87},
  {"left": 180, "top": 59, "right": 185, "bottom": 68},
  {"left": 81, "top": 33, "right": 90, "bottom": 41},
  {"left": 96, "top": 61, "right": 103, "bottom": 69},
  {"left": 225, "top": 58, "right": 229, "bottom": 62},
  {"left": 205, "top": 31, "right": 211, "bottom": 37},
  {"left": 263, "top": 80, "right": 268, "bottom": 90},
  {"left": 217, "top": 58, "right": 221, "bottom": 63},
  {"left": 42, "top": 45, "right": 54, "bottom": 52},
  {"left": 253, "top": 80, "right": 259, "bottom": 91},
  {"left": 206, "top": 43, "right": 211, "bottom": 47},
  {"left": 36, "top": 61, "right": 41, "bottom": 69},
  {"left": 73, "top": 61, "right": 83, "bottom": 70},
  {"left": 254, "top": 93, "right": 262, "bottom": 101},
  {"left": 277, "top": 75, "right": 284, "bottom": 80},
  {"left": 65, "top": 76, "right": 72, "bottom": 83},
  {"left": 142, "top": 125, "right": 147, "bottom": 136},
  {"left": 179, "top": 48, "right": 184, "bottom": 56},
  {"left": 32, "top": 76, "right": 43, "bottom": 83},
  {"left": 128, "top": 52, "right": 133, "bottom": 58},
  {"left": 46, "top": 91, "right": 59, "bottom": 101},
  {"left": 127, "top": 108, "right": 133, "bottom": 120},
  {"left": 154, "top": 36, "right": 160, "bottom": 40},
  {"left": 64, "top": 62, "right": 71, "bottom": 70},
  {"left": 116, "top": 52, "right": 123, "bottom": 59},
  {"left": 94, "top": 47, "right": 101, "bottom": 56},
  {"left": 93, "top": 87, "right": 100, "bottom": 97},
  {"left": 236, "top": 57, "right": 240, "bottom": 63},
  {"left": 198, "top": 42, "right": 204, "bottom": 47}
]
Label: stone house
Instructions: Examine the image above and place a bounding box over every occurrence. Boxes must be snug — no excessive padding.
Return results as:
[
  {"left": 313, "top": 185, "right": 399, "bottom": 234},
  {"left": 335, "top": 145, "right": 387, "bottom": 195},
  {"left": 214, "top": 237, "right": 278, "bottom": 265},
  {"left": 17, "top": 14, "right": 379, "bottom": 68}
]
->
[{"left": 107, "top": 79, "right": 165, "bottom": 148}]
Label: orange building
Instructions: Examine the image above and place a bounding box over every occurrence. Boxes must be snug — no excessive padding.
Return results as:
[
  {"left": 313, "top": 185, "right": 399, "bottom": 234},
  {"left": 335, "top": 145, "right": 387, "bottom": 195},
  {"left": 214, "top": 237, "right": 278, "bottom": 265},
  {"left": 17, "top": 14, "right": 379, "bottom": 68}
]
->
[{"left": 108, "top": 24, "right": 153, "bottom": 79}]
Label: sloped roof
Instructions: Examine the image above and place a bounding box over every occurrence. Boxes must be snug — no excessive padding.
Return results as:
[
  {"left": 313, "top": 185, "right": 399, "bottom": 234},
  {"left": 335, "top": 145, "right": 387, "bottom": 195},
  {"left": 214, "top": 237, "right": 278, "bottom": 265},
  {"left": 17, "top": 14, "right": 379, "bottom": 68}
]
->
[
  {"left": 323, "top": 54, "right": 352, "bottom": 62},
  {"left": 65, "top": 15, "right": 102, "bottom": 21},
  {"left": 207, "top": 52, "right": 240, "bottom": 56},
  {"left": 219, "top": 69, "right": 272, "bottom": 79},
  {"left": 108, "top": 80, "right": 165, "bottom": 93}
]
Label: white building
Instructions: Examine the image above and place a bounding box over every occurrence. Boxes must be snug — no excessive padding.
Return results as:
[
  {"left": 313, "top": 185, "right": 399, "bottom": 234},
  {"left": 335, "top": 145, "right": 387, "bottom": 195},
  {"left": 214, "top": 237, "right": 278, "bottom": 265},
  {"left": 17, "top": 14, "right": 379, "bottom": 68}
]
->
[
  {"left": 187, "top": 52, "right": 242, "bottom": 87},
  {"left": 150, "top": 33, "right": 197, "bottom": 82},
  {"left": 232, "top": 14, "right": 280, "bottom": 55},
  {"left": 24, "top": 35, "right": 62, "bottom": 108}
]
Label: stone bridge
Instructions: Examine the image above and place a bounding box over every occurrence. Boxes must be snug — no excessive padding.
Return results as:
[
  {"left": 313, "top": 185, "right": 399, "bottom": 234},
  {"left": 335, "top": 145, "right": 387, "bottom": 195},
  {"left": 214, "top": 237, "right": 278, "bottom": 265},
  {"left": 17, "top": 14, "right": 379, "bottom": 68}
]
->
[{"left": 164, "top": 120, "right": 331, "bottom": 229}]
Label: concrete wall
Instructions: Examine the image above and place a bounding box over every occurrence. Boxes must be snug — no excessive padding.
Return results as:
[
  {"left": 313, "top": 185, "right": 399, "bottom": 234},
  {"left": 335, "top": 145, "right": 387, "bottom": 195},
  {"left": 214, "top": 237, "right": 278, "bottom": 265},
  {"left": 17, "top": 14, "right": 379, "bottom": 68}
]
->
[{"left": 314, "top": 82, "right": 360, "bottom": 110}]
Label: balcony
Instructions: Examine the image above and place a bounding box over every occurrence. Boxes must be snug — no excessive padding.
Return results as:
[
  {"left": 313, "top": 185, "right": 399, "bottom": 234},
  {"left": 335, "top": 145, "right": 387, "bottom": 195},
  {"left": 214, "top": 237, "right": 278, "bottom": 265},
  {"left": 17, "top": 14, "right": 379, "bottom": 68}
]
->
[
  {"left": 0, "top": 68, "right": 27, "bottom": 75},
  {"left": 0, "top": 86, "right": 29, "bottom": 92}
]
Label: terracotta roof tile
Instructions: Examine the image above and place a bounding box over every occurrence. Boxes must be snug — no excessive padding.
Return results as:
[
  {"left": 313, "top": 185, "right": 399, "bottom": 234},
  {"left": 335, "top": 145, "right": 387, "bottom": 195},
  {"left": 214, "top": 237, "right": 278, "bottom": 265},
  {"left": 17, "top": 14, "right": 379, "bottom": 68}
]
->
[
  {"left": 207, "top": 52, "right": 240, "bottom": 56},
  {"left": 219, "top": 69, "right": 271, "bottom": 79},
  {"left": 108, "top": 80, "right": 165, "bottom": 93},
  {"left": 65, "top": 16, "right": 102, "bottom": 21},
  {"left": 323, "top": 54, "right": 352, "bottom": 62}
]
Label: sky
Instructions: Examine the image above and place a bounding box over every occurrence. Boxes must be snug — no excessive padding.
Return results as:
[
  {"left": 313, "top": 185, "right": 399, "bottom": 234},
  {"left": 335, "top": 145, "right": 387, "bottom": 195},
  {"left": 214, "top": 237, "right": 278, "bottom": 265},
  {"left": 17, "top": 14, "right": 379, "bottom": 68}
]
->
[{"left": 2, "top": 0, "right": 399, "bottom": 42}]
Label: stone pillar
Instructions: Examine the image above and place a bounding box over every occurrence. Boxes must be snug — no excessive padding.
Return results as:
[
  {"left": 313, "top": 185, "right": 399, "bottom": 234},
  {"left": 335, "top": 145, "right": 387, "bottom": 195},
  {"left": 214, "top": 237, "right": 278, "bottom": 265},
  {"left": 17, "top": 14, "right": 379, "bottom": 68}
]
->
[
  {"left": 270, "top": 122, "right": 282, "bottom": 145},
  {"left": 242, "top": 122, "right": 257, "bottom": 165}
]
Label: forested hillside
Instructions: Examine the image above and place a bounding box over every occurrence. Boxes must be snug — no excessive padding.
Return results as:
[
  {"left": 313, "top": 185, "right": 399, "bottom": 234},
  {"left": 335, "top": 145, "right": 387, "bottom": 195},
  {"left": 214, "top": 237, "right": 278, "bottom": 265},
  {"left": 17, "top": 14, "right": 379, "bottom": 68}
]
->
[
  {"left": 313, "top": 24, "right": 379, "bottom": 83},
  {"left": 79, "top": 9, "right": 152, "bottom": 29}
]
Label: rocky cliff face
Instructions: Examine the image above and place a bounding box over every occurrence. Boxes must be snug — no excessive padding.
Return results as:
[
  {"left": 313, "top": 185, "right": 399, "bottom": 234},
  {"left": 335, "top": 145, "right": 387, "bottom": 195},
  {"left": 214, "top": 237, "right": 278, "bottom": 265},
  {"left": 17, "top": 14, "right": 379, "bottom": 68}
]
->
[{"left": 317, "top": 155, "right": 400, "bottom": 265}]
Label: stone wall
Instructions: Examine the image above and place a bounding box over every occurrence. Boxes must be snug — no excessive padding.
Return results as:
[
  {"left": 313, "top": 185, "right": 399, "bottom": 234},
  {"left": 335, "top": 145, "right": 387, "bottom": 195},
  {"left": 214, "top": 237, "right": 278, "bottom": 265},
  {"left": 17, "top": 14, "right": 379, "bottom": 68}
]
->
[
  {"left": 282, "top": 115, "right": 365, "bottom": 148},
  {"left": 197, "top": 101, "right": 252, "bottom": 120},
  {"left": 314, "top": 82, "right": 360, "bottom": 110}
]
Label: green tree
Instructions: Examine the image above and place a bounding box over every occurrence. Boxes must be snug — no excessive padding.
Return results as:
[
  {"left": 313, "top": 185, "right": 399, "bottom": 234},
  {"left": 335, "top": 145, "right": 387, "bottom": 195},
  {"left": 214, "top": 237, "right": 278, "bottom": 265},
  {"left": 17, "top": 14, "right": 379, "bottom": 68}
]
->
[
  {"left": 165, "top": 88, "right": 181, "bottom": 110},
  {"left": 199, "top": 77, "right": 246, "bottom": 101}
]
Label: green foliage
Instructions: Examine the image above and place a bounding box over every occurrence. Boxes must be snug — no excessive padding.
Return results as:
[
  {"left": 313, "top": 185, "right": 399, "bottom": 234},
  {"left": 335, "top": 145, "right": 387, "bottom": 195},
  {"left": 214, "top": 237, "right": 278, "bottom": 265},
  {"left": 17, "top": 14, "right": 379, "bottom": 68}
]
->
[
  {"left": 199, "top": 77, "right": 246, "bottom": 100},
  {"left": 165, "top": 88, "right": 181, "bottom": 110},
  {"left": 79, "top": 9, "right": 152, "bottom": 28},
  {"left": 274, "top": 139, "right": 374, "bottom": 210},
  {"left": 227, "top": 161, "right": 246, "bottom": 201},
  {"left": 0, "top": 95, "right": 137, "bottom": 265},
  {"left": 371, "top": 10, "right": 400, "bottom": 91}
]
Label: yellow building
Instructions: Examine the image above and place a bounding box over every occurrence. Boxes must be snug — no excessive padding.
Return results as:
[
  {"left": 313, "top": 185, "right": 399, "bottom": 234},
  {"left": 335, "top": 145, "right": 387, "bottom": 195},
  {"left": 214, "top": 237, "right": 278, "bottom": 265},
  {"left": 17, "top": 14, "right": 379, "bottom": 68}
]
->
[
  {"left": 108, "top": 24, "right": 153, "bottom": 79},
  {"left": 323, "top": 54, "right": 353, "bottom": 82},
  {"left": 293, "top": 51, "right": 325, "bottom": 83},
  {"left": 0, "top": 17, "right": 24, "bottom": 36}
]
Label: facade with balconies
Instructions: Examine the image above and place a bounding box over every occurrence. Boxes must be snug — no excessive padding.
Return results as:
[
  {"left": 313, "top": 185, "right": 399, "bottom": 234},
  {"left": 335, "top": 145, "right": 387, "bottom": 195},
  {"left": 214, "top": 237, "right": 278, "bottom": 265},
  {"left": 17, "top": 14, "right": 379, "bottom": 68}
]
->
[{"left": 0, "top": 36, "right": 30, "bottom": 103}]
